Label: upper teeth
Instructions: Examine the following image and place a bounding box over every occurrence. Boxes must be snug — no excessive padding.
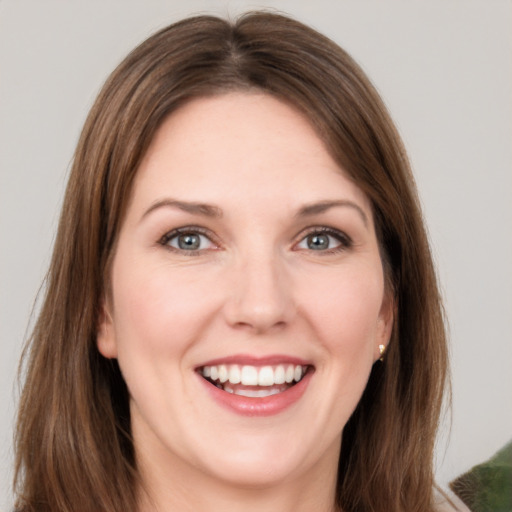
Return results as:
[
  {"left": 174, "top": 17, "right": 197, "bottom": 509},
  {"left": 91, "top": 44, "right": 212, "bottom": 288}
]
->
[{"left": 202, "top": 364, "right": 305, "bottom": 386}]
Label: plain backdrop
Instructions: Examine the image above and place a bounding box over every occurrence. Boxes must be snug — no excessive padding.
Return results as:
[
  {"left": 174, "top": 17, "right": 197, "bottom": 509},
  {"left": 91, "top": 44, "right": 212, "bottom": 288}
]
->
[{"left": 1, "top": 0, "right": 511, "bottom": 509}]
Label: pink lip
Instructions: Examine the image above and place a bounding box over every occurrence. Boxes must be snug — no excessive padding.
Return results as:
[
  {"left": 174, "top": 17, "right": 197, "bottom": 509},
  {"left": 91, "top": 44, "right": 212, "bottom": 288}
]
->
[
  {"left": 196, "top": 367, "right": 314, "bottom": 417},
  {"left": 196, "top": 353, "right": 312, "bottom": 368}
]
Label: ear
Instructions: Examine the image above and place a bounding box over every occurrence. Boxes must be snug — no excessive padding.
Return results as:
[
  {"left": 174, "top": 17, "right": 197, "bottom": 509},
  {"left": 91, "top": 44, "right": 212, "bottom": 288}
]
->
[
  {"left": 96, "top": 299, "right": 118, "bottom": 359},
  {"left": 374, "top": 291, "right": 395, "bottom": 362}
]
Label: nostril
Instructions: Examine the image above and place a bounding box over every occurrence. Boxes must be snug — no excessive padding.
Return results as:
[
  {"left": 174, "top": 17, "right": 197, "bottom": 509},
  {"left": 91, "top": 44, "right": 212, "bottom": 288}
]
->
[{"left": 231, "top": 319, "right": 287, "bottom": 333}]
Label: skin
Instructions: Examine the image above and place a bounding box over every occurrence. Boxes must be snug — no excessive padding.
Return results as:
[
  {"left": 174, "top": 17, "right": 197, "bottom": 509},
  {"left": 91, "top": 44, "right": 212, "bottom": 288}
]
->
[{"left": 97, "top": 92, "right": 394, "bottom": 512}]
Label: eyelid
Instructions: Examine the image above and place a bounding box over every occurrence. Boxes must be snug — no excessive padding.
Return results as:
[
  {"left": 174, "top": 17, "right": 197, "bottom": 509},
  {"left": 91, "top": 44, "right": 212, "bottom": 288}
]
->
[
  {"left": 158, "top": 225, "right": 221, "bottom": 253},
  {"left": 293, "top": 226, "right": 353, "bottom": 252}
]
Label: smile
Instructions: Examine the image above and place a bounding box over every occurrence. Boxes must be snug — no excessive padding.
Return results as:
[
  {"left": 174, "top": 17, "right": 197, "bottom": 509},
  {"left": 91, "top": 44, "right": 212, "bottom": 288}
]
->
[
  {"left": 200, "top": 364, "right": 310, "bottom": 397},
  {"left": 195, "top": 355, "right": 315, "bottom": 416}
]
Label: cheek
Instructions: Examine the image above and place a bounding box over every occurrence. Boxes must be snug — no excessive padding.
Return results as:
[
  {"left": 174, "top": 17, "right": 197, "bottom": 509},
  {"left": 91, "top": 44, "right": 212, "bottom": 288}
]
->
[
  {"left": 298, "top": 264, "right": 385, "bottom": 356},
  {"left": 290, "top": 263, "right": 385, "bottom": 440},
  {"left": 111, "top": 259, "right": 221, "bottom": 360}
]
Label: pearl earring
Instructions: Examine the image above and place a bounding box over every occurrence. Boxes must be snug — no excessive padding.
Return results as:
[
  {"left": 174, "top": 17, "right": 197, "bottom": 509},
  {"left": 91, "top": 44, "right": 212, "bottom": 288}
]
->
[{"left": 378, "top": 344, "right": 386, "bottom": 361}]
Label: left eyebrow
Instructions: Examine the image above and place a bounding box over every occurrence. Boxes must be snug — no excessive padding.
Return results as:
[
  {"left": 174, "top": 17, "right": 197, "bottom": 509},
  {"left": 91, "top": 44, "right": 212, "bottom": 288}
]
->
[
  {"left": 140, "top": 198, "right": 223, "bottom": 222},
  {"left": 296, "top": 200, "right": 369, "bottom": 227}
]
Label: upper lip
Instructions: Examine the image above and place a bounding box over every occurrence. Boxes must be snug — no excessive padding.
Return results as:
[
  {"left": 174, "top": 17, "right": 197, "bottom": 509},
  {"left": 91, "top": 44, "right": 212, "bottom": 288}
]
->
[{"left": 196, "top": 354, "right": 313, "bottom": 369}]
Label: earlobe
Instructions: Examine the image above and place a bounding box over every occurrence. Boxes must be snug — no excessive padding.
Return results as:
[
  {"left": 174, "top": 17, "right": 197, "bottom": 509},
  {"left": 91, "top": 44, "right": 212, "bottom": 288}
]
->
[
  {"left": 375, "top": 293, "right": 395, "bottom": 362},
  {"left": 96, "top": 300, "right": 118, "bottom": 359}
]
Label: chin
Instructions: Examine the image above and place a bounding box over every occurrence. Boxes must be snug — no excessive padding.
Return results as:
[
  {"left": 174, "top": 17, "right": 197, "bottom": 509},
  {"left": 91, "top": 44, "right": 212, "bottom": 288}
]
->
[
  {"left": 190, "top": 427, "right": 334, "bottom": 490},
  {"left": 202, "top": 452, "right": 302, "bottom": 489}
]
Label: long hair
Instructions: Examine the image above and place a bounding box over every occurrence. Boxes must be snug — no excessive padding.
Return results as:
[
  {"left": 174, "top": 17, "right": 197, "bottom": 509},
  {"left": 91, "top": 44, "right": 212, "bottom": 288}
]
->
[{"left": 14, "top": 12, "right": 448, "bottom": 512}]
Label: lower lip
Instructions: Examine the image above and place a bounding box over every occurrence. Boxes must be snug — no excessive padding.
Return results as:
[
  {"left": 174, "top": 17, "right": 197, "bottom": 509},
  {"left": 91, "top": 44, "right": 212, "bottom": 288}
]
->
[{"left": 197, "top": 371, "right": 313, "bottom": 417}]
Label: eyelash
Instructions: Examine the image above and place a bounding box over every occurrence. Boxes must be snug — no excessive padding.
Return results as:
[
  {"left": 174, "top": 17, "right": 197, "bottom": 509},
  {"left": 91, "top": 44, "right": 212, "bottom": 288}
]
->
[
  {"left": 158, "top": 226, "right": 219, "bottom": 255},
  {"left": 158, "top": 226, "right": 352, "bottom": 255},
  {"left": 294, "top": 227, "right": 353, "bottom": 254}
]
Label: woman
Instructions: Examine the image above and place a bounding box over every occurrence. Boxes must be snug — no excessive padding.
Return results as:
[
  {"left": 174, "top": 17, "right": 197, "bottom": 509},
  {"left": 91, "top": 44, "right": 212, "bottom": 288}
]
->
[{"left": 14, "top": 11, "right": 453, "bottom": 512}]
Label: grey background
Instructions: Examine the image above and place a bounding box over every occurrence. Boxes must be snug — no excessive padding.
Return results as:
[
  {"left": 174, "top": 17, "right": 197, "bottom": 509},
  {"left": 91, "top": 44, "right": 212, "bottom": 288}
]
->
[{"left": 1, "top": 1, "right": 511, "bottom": 508}]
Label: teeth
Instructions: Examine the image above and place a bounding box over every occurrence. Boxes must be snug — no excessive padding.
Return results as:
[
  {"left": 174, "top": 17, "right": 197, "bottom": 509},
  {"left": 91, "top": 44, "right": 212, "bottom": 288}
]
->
[
  {"left": 223, "top": 384, "right": 285, "bottom": 397},
  {"left": 201, "top": 363, "right": 307, "bottom": 387},
  {"left": 258, "top": 366, "right": 274, "bottom": 386},
  {"left": 285, "top": 365, "right": 295, "bottom": 383},
  {"left": 274, "top": 365, "right": 286, "bottom": 384},
  {"left": 218, "top": 364, "right": 228, "bottom": 383},
  {"left": 228, "top": 365, "right": 241, "bottom": 384},
  {"left": 240, "top": 366, "right": 258, "bottom": 386}
]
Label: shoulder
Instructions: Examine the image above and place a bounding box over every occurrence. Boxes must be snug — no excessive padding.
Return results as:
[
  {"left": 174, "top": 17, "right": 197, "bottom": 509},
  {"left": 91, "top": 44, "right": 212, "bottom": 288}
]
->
[{"left": 434, "top": 488, "right": 472, "bottom": 512}]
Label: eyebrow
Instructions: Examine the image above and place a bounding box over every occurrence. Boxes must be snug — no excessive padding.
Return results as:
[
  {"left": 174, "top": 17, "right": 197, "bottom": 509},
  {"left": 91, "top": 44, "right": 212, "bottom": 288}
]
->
[
  {"left": 296, "top": 200, "right": 369, "bottom": 227},
  {"left": 141, "top": 199, "right": 223, "bottom": 221}
]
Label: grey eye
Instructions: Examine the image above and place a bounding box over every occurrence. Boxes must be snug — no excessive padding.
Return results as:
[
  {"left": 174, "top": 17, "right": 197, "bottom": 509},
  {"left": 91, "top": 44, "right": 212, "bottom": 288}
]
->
[
  {"left": 165, "top": 232, "right": 214, "bottom": 251},
  {"left": 307, "top": 234, "right": 330, "bottom": 250},
  {"left": 297, "top": 232, "right": 342, "bottom": 251},
  {"left": 177, "top": 233, "right": 201, "bottom": 250}
]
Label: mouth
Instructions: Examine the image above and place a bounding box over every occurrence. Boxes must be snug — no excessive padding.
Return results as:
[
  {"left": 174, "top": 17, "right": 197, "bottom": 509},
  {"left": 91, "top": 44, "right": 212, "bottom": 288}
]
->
[{"left": 197, "top": 363, "right": 313, "bottom": 398}]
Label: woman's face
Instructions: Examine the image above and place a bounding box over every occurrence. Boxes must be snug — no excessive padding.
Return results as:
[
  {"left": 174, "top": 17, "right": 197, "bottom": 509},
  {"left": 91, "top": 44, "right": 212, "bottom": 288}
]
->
[{"left": 98, "top": 93, "right": 393, "bottom": 491}]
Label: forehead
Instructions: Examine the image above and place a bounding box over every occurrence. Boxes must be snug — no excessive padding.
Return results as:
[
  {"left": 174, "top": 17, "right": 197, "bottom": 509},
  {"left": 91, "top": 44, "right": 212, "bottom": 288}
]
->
[{"left": 129, "top": 92, "right": 372, "bottom": 217}]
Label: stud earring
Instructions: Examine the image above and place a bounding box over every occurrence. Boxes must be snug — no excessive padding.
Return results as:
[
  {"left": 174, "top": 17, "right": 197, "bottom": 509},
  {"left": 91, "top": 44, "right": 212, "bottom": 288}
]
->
[{"left": 378, "top": 344, "right": 386, "bottom": 361}]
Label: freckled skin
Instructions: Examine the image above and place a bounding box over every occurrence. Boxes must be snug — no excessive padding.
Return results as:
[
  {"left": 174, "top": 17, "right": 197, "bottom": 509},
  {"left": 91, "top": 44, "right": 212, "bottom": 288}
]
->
[{"left": 97, "top": 93, "right": 394, "bottom": 510}]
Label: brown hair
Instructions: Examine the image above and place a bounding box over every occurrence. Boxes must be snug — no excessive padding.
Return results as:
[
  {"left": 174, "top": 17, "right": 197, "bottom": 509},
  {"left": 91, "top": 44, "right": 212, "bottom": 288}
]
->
[{"left": 14, "top": 11, "right": 448, "bottom": 512}]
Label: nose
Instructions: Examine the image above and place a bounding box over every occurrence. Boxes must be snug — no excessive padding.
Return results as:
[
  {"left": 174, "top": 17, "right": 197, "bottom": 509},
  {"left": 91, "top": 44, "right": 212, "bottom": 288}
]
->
[{"left": 223, "top": 251, "right": 295, "bottom": 333}]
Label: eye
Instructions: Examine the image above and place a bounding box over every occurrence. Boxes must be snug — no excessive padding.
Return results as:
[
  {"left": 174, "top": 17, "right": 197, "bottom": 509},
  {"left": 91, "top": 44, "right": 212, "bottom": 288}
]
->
[
  {"left": 160, "top": 228, "right": 217, "bottom": 253},
  {"left": 295, "top": 228, "right": 351, "bottom": 252}
]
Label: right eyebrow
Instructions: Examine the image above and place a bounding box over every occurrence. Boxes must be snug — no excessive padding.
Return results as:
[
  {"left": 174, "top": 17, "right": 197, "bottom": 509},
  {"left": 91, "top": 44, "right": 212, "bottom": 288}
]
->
[
  {"left": 140, "top": 198, "right": 223, "bottom": 222},
  {"left": 296, "top": 199, "right": 369, "bottom": 228}
]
